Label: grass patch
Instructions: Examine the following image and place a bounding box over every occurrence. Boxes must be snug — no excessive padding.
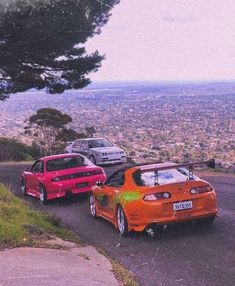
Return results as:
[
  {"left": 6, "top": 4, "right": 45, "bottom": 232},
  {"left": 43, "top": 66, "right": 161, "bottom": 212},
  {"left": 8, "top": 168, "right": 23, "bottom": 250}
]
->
[
  {"left": 97, "top": 248, "right": 139, "bottom": 286},
  {"left": 111, "top": 258, "right": 139, "bottom": 286},
  {"left": 0, "top": 184, "right": 81, "bottom": 248}
]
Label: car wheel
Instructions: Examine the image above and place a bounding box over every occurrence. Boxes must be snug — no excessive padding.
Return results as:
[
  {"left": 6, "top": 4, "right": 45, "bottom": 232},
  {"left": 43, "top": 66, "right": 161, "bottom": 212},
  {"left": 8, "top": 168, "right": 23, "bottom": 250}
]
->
[
  {"left": 20, "top": 178, "right": 27, "bottom": 196},
  {"left": 89, "top": 155, "right": 97, "bottom": 165},
  {"left": 117, "top": 206, "right": 129, "bottom": 236},
  {"left": 39, "top": 185, "right": 48, "bottom": 205},
  {"left": 89, "top": 193, "right": 98, "bottom": 218}
]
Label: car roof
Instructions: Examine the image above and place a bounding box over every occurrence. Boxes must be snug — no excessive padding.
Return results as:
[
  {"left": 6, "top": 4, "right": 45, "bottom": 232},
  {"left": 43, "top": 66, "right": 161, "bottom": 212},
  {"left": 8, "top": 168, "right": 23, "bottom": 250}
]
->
[{"left": 40, "top": 153, "right": 83, "bottom": 162}]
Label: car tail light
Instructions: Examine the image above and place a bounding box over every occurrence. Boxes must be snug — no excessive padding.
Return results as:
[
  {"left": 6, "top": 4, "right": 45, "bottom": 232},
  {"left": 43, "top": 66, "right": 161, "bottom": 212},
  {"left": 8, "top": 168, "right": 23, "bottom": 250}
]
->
[
  {"left": 52, "top": 177, "right": 61, "bottom": 182},
  {"left": 144, "top": 192, "right": 171, "bottom": 201},
  {"left": 52, "top": 169, "right": 104, "bottom": 182},
  {"left": 190, "top": 185, "right": 213, "bottom": 194},
  {"left": 93, "top": 169, "right": 104, "bottom": 175}
]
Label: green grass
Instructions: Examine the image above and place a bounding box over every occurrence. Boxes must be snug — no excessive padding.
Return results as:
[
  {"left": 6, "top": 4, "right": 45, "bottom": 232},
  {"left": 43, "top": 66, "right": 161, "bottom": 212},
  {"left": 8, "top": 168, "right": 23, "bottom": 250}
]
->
[{"left": 0, "top": 184, "right": 81, "bottom": 248}]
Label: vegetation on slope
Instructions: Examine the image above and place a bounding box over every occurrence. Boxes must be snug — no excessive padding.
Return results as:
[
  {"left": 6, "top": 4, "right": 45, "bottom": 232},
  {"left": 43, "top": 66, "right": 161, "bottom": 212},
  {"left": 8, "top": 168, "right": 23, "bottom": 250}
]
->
[
  {"left": 0, "top": 137, "right": 41, "bottom": 161},
  {"left": 0, "top": 184, "right": 81, "bottom": 248}
]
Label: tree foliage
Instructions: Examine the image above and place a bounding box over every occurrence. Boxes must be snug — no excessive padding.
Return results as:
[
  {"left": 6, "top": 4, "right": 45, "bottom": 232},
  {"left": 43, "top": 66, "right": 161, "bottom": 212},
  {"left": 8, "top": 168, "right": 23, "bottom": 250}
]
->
[
  {"left": 0, "top": 137, "right": 40, "bottom": 161},
  {"left": 24, "top": 107, "right": 75, "bottom": 155},
  {"left": 0, "top": 0, "right": 119, "bottom": 100},
  {"left": 24, "top": 107, "right": 96, "bottom": 155},
  {"left": 56, "top": 128, "right": 87, "bottom": 142},
  {"left": 85, "top": 126, "right": 96, "bottom": 137}
]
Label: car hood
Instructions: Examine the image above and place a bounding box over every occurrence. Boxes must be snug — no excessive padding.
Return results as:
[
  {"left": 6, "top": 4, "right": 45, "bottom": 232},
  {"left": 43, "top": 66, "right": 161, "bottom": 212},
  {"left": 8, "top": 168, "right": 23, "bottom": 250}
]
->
[{"left": 91, "top": 147, "right": 124, "bottom": 153}]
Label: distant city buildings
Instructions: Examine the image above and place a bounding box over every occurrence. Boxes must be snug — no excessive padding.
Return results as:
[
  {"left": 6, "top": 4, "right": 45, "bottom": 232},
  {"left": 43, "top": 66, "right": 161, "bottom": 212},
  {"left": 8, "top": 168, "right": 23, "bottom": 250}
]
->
[{"left": 0, "top": 83, "right": 234, "bottom": 171}]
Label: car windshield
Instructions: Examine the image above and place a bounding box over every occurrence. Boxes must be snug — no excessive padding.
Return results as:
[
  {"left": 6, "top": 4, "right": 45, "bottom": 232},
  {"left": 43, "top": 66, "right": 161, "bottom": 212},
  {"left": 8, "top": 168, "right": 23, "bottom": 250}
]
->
[
  {"left": 134, "top": 168, "right": 199, "bottom": 186},
  {"left": 88, "top": 139, "right": 113, "bottom": 148},
  {"left": 46, "top": 155, "right": 92, "bottom": 172}
]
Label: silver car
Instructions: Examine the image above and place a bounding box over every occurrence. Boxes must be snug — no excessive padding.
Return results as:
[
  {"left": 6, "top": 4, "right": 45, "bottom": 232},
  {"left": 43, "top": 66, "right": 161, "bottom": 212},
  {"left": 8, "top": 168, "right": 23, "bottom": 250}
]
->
[{"left": 65, "top": 138, "right": 127, "bottom": 165}]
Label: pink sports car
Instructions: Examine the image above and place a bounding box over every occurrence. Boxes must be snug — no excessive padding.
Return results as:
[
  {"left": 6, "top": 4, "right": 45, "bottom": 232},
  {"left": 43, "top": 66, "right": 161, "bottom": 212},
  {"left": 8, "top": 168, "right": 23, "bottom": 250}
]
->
[{"left": 20, "top": 153, "right": 106, "bottom": 204}]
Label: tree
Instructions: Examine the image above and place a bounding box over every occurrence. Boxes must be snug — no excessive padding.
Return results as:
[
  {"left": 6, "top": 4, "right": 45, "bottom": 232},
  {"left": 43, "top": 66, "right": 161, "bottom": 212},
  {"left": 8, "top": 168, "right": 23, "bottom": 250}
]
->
[
  {"left": 0, "top": 0, "right": 119, "bottom": 100},
  {"left": 85, "top": 126, "right": 96, "bottom": 137},
  {"left": 24, "top": 108, "right": 76, "bottom": 155},
  {"left": 56, "top": 128, "right": 87, "bottom": 142}
]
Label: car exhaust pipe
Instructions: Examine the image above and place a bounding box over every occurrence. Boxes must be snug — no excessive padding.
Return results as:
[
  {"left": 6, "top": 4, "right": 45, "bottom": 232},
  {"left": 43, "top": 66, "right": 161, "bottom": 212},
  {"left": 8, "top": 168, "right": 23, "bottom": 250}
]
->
[{"left": 146, "top": 227, "right": 155, "bottom": 238}]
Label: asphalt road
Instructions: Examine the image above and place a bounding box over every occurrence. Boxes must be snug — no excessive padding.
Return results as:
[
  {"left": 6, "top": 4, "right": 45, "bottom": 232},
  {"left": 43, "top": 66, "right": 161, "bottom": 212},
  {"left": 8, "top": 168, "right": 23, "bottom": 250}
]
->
[{"left": 1, "top": 164, "right": 235, "bottom": 286}]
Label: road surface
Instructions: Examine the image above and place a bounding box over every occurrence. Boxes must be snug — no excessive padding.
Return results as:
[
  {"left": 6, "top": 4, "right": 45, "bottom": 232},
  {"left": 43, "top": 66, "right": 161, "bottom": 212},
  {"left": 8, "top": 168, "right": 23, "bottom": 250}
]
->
[{"left": 0, "top": 164, "right": 234, "bottom": 286}]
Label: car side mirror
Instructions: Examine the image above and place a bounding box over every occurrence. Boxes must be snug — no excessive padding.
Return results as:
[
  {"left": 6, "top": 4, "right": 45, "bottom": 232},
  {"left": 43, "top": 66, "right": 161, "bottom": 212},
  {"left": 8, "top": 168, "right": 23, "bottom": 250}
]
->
[
  {"left": 96, "top": 181, "right": 104, "bottom": 187},
  {"left": 24, "top": 167, "right": 31, "bottom": 171}
]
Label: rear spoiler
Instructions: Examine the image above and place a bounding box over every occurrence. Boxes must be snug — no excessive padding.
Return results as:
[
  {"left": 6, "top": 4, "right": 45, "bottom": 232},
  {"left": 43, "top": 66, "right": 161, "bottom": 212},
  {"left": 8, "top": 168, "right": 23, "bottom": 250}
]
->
[
  {"left": 139, "top": 159, "right": 215, "bottom": 173},
  {"left": 137, "top": 159, "right": 215, "bottom": 185}
]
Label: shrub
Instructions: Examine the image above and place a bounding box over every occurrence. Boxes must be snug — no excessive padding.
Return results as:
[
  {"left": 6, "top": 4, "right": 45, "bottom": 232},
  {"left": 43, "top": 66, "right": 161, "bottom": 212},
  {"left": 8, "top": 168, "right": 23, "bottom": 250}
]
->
[{"left": 0, "top": 137, "right": 40, "bottom": 161}]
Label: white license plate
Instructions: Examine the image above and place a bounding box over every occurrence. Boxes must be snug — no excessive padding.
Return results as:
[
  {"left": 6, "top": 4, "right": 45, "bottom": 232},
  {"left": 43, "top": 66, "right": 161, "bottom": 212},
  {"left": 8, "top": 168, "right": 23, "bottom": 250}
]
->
[
  {"left": 173, "top": 201, "right": 193, "bottom": 211},
  {"left": 76, "top": 182, "right": 88, "bottom": 188}
]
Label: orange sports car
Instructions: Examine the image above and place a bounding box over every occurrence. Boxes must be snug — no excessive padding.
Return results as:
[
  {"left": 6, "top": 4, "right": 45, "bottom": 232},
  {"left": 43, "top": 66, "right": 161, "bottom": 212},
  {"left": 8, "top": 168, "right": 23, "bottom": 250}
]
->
[{"left": 89, "top": 160, "right": 217, "bottom": 236}]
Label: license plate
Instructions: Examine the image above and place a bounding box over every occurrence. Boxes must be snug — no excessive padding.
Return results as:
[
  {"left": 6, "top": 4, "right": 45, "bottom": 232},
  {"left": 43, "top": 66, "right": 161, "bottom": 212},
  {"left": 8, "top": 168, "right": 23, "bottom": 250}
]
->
[
  {"left": 76, "top": 182, "right": 88, "bottom": 188},
  {"left": 173, "top": 201, "right": 192, "bottom": 211}
]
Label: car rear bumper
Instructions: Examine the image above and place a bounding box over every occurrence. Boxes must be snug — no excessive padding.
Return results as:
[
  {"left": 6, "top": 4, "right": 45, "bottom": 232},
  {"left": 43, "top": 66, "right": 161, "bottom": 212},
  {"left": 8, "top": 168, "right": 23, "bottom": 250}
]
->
[
  {"left": 126, "top": 193, "right": 217, "bottom": 232},
  {"left": 47, "top": 186, "right": 90, "bottom": 200},
  {"left": 46, "top": 175, "right": 106, "bottom": 200},
  {"left": 128, "top": 210, "right": 217, "bottom": 232}
]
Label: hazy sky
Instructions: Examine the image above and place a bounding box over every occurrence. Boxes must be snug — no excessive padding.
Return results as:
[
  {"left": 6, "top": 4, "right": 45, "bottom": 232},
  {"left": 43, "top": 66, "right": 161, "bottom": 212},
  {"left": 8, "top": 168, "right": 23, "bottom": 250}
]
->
[{"left": 87, "top": 0, "right": 235, "bottom": 82}]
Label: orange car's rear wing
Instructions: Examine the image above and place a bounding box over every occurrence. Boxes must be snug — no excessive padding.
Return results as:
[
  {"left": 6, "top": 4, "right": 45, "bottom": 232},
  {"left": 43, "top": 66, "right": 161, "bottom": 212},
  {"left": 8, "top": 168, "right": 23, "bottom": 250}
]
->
[
  {"left": 139, "top": 159, "right": 215, "bottom": 173},
  {"left": 135, "top": 159, "right": 215, "bottom": 184}
]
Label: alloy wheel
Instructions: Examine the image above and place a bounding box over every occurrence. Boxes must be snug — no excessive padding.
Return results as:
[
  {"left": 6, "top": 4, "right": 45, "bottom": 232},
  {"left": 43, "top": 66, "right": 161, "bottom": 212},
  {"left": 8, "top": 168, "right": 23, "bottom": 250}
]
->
[
  {"left": 39, "top": 185, "right": 47, "bottom": 205},
  {"left": 117, "top": 206, "right": 127, "bottom": 235},
  {"left": 21, "top": 179, "right": 27, "bottom": 196},
  {"left": 89, "top": 194, "right": 97, "bottom": 218}
]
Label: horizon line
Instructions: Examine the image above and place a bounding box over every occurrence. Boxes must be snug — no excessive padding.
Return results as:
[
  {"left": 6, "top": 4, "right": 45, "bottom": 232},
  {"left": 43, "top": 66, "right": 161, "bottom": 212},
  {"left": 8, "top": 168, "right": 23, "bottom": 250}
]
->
[{"left": 89, "top": 79, "right": 235, "bottom": 84}]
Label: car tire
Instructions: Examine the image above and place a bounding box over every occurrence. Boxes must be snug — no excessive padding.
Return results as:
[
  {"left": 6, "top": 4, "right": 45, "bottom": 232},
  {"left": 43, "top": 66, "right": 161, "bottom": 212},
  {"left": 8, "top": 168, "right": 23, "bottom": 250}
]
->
[
  {"left": 89, "top": 193, "right": 98, "bottom": 218},
  {"left": 20, "top": 177, "right": 27, "bottom": 196},
  {"left": 89, "top": 155, "right": 97, "bottom": 165},
  {"left": 39, "top": 185, "right": 48, "bottom": 205},
  {"left": 116, "top": 205, "right": 129, "bottom": 236}
]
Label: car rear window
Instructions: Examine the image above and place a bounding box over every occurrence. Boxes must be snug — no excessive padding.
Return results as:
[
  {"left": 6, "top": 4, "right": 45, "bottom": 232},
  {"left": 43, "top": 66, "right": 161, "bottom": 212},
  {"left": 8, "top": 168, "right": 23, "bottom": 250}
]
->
[
  {"left": 46, "top": 155, "right": 92, "bottom": 172},
  {"left": 133, "top": 168, "right": 198, "bottom": 186},
  {"left": 88, "top": 139, "right": 113, "bottom": 148}
]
